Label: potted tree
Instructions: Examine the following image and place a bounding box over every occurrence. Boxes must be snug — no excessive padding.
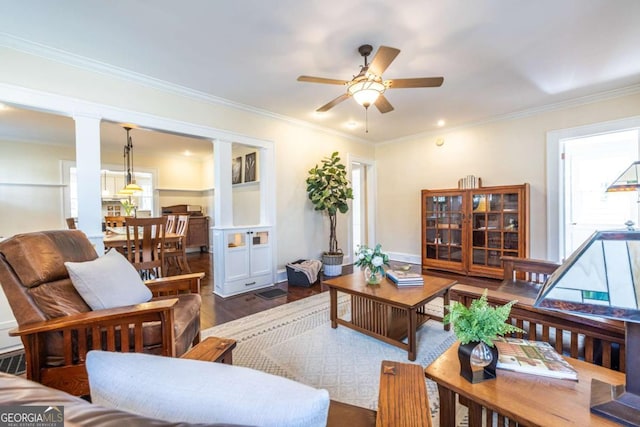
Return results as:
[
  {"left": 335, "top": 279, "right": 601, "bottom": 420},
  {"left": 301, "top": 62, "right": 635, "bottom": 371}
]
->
[
  {"left": 444, "top": 289, "right": 522, "bottom": 383},
  {"left": 306, "top": 152, "right": 353, "bottom": 276}
]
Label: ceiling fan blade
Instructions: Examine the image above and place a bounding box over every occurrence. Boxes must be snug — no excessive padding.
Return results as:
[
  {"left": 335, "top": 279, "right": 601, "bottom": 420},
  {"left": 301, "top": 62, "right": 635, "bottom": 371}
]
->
[
  {"left": 388, "top": 77, "right": 444, "bottom": 88},
  {"left": 375, "top": 95, "right": 394, "bottom": 114},
  {"left": 317, "top": 93, "right": 350, "bottom": 112},
  {"left": 368, "top": 46, "right": 401, "bottom": 76},
  {"left": 297, "top": 75, "right": 349, "bottom": 85}
]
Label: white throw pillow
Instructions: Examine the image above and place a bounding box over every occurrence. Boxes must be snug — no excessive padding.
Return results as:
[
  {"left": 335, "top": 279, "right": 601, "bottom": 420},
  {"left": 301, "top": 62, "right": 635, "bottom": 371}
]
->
[
  {"left": 65, "top": 249, "right": 152, "bottom": 310},
  {"left": 86, "top": 351, "right": 330, "bottom": 427}
]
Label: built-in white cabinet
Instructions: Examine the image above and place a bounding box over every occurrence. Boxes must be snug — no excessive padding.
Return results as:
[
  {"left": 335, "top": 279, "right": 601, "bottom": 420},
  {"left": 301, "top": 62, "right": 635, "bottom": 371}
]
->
[{"left": 213, "top": 226, "right": 273, "bottom": 297}]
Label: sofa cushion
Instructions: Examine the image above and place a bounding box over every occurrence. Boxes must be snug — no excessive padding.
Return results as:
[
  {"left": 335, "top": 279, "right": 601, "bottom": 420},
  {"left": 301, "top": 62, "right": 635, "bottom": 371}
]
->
[
  {"left": 65, "top": 249, "right": 152, "bottom": 310},
  {"left": 0, "top": 230, "right": 97, "bottom": 288},
  {"left": 87, "top": 351, "right": 330, "bottom": 427},
  {"left": 142, "top": 293, "right": 202, "bottom": 356},
  {"left": 28, "top": 278, "right": 91, "bottom": 318}
]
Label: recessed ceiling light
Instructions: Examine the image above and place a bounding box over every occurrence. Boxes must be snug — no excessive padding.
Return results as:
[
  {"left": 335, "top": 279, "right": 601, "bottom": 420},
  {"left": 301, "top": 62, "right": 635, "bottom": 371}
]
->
[
  {"left": 437, "top": 119, "right": 446, "bottom": 127},
  {"left": 183, "top": 150, "right": 192, "bottom": 156},
  {"left": 313, "top": 111, "right": 328, "bottom": 119},
  {"left": 346, "top": 121, "right": 358, "bottom": 129}
]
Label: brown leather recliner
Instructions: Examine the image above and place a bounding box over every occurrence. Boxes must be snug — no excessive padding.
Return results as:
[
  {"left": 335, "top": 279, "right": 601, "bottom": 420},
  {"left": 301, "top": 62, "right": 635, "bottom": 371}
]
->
[{"left": 0, "top": 230, "right": 203, "bottom": 396}]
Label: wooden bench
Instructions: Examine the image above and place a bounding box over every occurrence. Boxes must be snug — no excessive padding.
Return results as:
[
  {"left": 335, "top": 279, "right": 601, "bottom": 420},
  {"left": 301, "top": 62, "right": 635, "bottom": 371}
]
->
[
  {"left": 376, "top": 360, "right": 432, "bottom": 427},
  {"left": 450, "top": 256, "right": 626, "bottom": 372}
]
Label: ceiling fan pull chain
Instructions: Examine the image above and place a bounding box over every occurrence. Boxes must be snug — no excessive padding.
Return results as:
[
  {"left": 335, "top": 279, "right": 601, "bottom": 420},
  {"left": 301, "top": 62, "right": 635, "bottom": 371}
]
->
[{"left": 365, "top": 107, "right": 369, "bottom": 133}]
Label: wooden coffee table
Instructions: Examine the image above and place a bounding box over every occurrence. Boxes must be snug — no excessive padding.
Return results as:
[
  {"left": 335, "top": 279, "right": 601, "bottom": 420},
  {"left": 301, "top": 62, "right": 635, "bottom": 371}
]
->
[{"left": 323, "top": 273, "right": 456, "bottom": 361}]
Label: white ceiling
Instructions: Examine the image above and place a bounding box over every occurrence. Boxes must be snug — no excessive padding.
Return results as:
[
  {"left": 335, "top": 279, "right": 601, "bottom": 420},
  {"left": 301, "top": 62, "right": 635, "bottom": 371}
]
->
[{"left": 1, "top": 0, "right": 640, "bottom": 147}]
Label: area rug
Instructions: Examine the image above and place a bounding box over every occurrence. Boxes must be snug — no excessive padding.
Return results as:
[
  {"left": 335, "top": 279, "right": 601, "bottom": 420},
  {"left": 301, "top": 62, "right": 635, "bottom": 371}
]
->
[{"left": 202, "top": 291, "right": 466, "bottom": 425}]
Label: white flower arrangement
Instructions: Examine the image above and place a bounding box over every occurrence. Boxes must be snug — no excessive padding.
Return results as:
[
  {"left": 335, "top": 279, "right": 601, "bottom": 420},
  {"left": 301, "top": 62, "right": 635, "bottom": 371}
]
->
[{"left": 354, "top": 243, "right": 390, "bottom": 276}]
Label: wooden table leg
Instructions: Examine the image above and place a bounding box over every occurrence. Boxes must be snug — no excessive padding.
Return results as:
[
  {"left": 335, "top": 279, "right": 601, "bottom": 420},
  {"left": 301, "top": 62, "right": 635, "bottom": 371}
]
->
[
  {"left": 408, "top": 308, "right": 417, "bottom": 361},
  {"left": 437, "top": 384, "right": 456, "bottom": 427},
  {"left": 330, "top": 288, "right": 338, "bottom": 328},
  {"left": 467, "top": 399, "right": 484, "bottom": 426},
  {"left": 443, "top": 288, "right": 450, "bottom": 331}
]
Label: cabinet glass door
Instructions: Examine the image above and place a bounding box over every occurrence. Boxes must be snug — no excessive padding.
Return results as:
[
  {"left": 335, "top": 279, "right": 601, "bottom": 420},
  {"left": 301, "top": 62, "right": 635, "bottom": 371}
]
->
[
  {"left": 227, "top": 231, "right": 246, "bottom": 248},
  {"left": 251, "top": 230, "right": 269, "bottom": 246},
  {"left": 471, "top": 191, "right": 520, "bottom": 267},
  {"left": 425, "top": 194, "right": 463, "bottom": 262}
]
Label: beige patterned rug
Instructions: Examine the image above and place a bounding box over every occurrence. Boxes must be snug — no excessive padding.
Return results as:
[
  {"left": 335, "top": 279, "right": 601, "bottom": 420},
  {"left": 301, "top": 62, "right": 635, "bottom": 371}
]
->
[{"left": 202, "top": 291, "right": 466, "bottom": 425}]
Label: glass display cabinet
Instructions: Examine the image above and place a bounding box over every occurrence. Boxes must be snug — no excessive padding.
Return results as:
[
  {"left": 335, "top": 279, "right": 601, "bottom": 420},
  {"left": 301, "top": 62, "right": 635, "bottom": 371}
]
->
[{"left": 422, "top": 184, "right": 529, "bottom": 279}]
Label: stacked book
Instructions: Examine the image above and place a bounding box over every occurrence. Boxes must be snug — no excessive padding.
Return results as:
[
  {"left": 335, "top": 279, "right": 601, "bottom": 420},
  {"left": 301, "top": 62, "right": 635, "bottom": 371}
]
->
[{"left": 386, "top": 270, "right": 424, "bottom": 286}]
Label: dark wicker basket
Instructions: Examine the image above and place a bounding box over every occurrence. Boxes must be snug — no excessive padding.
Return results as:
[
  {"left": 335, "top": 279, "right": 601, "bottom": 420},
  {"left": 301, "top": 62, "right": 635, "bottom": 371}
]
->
[{"left": 286, "top": 259, "right": 319, "bottom": 287}]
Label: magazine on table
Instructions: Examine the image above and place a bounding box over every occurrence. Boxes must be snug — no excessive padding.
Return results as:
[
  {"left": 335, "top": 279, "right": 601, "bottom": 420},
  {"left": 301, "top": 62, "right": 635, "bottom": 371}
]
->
[
  {"left": 494, "top": 337, "right": 578, "bottom": 381},
  {"left": 386, "top": 269, "right": 424, "bottom": 285}
]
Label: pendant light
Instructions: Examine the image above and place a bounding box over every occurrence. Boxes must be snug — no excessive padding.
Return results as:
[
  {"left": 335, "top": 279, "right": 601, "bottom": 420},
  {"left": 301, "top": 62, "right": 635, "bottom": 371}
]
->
[{"left": 119, "top": 126, "right": 142, "bottom": 194}]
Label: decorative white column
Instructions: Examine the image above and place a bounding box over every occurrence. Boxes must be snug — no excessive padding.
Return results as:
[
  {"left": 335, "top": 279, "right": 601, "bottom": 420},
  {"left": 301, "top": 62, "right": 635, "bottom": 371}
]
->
[
  {"left": 213, "top": 139, "right": 233, "bottom": 228},
  {"left": 73, "top": 114, "right": 104, "bottom": 253}
]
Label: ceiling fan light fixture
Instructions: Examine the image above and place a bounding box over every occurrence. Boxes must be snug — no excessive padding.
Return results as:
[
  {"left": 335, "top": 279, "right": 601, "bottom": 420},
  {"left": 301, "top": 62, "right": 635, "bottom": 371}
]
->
[{"left": 348, "top": 78, "right": 386, "bottom": 108}]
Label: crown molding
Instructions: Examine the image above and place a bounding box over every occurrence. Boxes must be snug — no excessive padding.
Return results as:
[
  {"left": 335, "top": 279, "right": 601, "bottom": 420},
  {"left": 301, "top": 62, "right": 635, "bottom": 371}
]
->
[
  {"left": 0, "top": 33, "right": 370, "bottom": 146},
  {"left": 380, "top": 83, "right": 640, "bottom": 146}
]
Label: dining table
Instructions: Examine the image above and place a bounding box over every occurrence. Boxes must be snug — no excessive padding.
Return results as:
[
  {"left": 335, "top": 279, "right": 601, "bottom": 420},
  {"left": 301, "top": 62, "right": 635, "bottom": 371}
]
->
[{"left": 103, "top": 228, "right": 183, "bottom": 250}]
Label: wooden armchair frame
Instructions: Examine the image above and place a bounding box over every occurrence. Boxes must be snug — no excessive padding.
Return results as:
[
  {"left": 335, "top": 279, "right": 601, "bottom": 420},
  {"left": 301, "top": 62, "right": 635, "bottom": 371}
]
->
[{"left": 9, "top": 272, "right": 203, "bottom": 397}]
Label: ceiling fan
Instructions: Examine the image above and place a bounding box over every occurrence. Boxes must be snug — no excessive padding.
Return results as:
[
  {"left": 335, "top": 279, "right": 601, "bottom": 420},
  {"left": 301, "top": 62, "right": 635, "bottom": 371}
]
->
[{"left": 297, "top": 44, "right": 444, "bottom": 114}]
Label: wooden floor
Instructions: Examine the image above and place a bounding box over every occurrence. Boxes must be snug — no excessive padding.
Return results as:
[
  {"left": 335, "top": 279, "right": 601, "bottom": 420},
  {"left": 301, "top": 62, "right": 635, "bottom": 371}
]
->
[{"left": 187, "top": 252, "right": 502, "bottom": 330}]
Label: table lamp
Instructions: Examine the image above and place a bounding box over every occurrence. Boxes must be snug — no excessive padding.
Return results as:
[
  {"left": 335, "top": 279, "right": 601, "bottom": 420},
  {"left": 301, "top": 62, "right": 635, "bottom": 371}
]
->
[{"left": 534, "top": 229, "right": 640, "bottom": 426}]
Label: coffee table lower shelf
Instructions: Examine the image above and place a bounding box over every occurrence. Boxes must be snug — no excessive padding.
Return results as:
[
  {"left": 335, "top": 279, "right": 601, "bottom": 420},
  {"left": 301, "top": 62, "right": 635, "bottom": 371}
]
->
[{"left": 348, "top": 296, "right": 434, "bottom": 342}]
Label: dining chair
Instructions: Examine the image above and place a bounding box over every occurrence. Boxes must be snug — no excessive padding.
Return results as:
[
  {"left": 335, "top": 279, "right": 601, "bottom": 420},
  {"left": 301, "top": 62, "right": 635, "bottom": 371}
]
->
[
  {"left": 66, "top": 217, "right": 77, "bottom": 229},
  {"left": 165, "top": 214, "right": 176, "bottom": 234},
  {"left": 105, "top": 215, "right": 127, "bottom": 228},
  {"left": 164, "top": 214, "right": 191, "bottom": 275},
  {"left": 125, "top": 217, "right": 166, "bottom": 279}
]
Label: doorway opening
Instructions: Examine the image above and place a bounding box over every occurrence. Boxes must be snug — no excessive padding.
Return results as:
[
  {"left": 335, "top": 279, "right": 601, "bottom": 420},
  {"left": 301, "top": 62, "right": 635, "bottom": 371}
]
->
[
  {"left": 351, "top": 159, "right": 375, "bottom": 255},
  {"left": 562, "top": 129, "right": 639, "bottom": 259}
]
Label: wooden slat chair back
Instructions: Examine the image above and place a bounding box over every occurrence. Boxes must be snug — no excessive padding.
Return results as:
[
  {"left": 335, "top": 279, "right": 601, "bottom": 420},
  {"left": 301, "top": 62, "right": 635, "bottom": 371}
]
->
[
  {"left": 65, "top": 217, "right": 76, "bottom": 229},
  {"left": 502, "top": 256, "right": 559, "bottom": 284},
  {"left": 452, "top": 285, "right": 626, "bottom": 371},
  {"left": 126, "top": 217, "right": 166, "bottom": 279},
  {"left": 165, "top": 214, "right": 176, "bottom": 234},
  {"left": 105, "top": 216, "right": 127, "bottom": 228},
  {"left": 164, "top": 215, "right": 191, "bottom": 275}
]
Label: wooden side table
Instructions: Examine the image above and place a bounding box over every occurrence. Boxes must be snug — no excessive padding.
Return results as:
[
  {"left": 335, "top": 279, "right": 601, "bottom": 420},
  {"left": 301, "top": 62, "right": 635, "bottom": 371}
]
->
[
  {"left": 180, "top": 336, "right": 237, "bottom": 365},
  {"left": 425, "top": 344, "right": 625, "bottom": 426}
]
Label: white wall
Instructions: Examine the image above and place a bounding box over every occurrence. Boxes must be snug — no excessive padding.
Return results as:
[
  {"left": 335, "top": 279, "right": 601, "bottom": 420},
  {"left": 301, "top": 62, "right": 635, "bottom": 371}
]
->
[
  {"left": 0, "top": 138, "right": 214, "bottom": 237},
  {"left": 376, "top": 91, "right": 640, "bottom": 261},
  {"left": 0, "top": 139, "right": 72, "bottom": 237}
]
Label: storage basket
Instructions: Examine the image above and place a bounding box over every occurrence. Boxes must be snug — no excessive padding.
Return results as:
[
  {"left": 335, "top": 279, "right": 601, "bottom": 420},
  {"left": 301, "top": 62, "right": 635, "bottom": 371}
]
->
[{"left": 286, "top": 259, "right": 319, "bottom": 287}]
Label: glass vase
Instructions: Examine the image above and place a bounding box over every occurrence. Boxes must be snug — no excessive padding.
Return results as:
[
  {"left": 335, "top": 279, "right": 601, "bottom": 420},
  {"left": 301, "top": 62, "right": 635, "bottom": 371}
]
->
[
  {"left": 470, "top": 341, "right": 494, "bottom": 367},
  {"left": 363, "top": 266, "right": 383, "bottom": 285}
]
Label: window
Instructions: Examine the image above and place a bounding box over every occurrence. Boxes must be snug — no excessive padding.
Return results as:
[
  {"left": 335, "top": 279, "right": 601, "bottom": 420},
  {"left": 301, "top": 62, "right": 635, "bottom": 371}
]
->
[{"left": 69, "top": 167, "right": 154, "bottom": 218}]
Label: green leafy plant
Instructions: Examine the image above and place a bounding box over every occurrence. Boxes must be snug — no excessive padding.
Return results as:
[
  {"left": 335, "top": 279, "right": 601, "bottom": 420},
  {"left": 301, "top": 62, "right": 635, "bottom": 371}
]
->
[
  {"left": 306, "top": 152, "right": 353, "bottom": 254},
  {"left": 354, "top": 244, "right": 390, "bottom": 276},
  {"left": 120, "top": 199, "right": 136, "bottom": 216},
  {"left": 444, "top": 289, "right": 523, "bottom": 346}
]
